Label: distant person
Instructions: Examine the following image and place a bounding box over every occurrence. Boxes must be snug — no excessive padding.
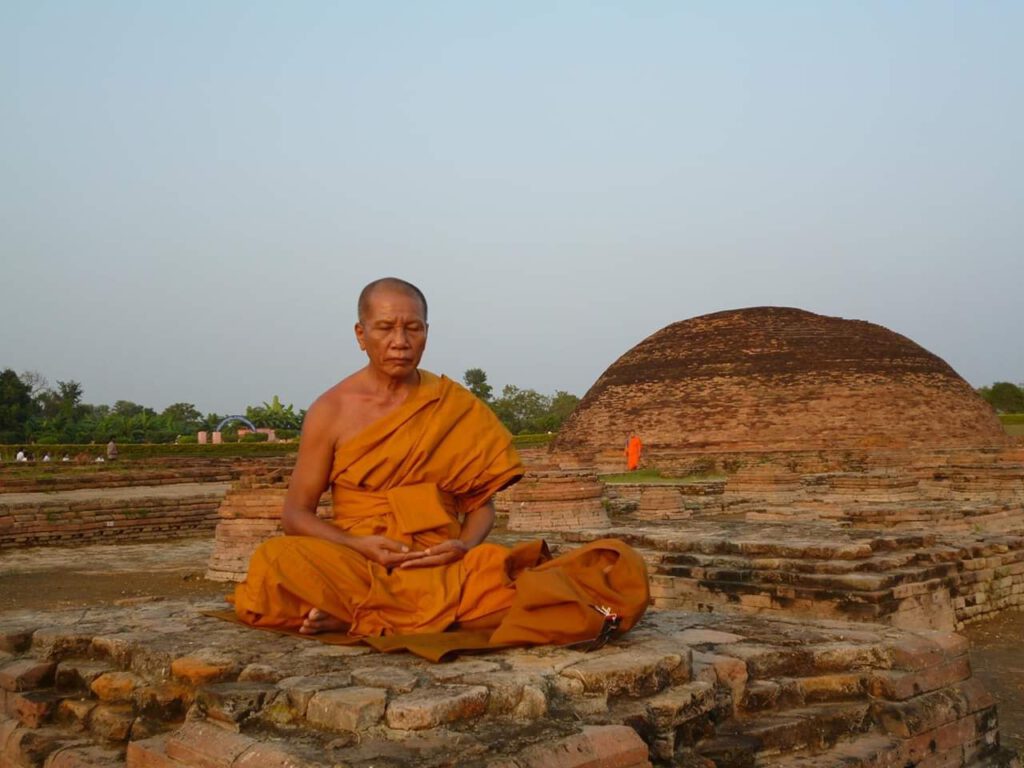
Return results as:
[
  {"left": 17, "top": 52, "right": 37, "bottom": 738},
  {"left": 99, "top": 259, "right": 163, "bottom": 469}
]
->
[
  {"left": 15, "top": 449, "right": 27, "bottom": 463},
  {"left": 42, "top": 453, "right": 52, "bottom": 462},
  {"left": 625, "top": 433, "right": 642, "bottom": 471},
  {"left": 106, "top": 439, "right": 118, "bottom": 461},
  {"left": 61, "top": 454, "right": 71, "bottom": 462}
]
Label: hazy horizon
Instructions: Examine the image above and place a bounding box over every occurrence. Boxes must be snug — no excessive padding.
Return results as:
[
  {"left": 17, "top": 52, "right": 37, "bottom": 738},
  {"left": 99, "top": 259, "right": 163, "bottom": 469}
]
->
[{"left": 3, "top": 3, "right": 1021, "bottom": 415}]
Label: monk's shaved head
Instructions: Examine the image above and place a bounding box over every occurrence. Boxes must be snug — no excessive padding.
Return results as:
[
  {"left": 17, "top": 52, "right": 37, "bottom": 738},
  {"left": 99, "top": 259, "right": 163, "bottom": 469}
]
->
[{"left": 357, "top": 278, "right": 428, "bottom": 323}]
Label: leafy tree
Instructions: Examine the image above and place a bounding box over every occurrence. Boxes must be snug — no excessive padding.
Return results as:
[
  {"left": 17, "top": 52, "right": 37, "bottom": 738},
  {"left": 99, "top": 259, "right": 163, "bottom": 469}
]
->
[
  {"left": 490, "top": 385, "right": 551, "bottom": 434},
  {"left": 246, "top": 395, "right": 302, "bottom": 430},
  {"left": 549, "top": 390, "right": 580, "bottom": 424},
  {"left": 463, "top": 368, "right": 493, "bottom": 402},
  {"left": 18, "top": 370, "right": 49, "bottom": 399},
  {"left": 978, "top": 382, "right": 1024, "bottom": 413},
  {"left": 0, "top": 369, "right": 35, "bottom": 443},
  {"left": 112, "top": 400, "right": 147, "bottom": 418},
  {"left": 161, "top": 402, "right": 203, "bottom": 433}
]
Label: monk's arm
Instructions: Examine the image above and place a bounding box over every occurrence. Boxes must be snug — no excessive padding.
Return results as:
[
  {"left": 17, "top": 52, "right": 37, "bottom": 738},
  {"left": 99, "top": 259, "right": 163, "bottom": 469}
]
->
[
  {"left": 281, "top": 398, "right": 420, "bottom": 566},
  {"left": 458, "top": 500, "right": 496, "bottom": 548}
]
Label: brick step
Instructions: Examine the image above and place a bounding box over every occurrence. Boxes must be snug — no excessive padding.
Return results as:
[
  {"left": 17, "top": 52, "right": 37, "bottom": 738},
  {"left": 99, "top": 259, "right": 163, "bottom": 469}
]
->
[
  {"left": 1, "top": 716, "right": 125, "bottom": 768},
  {"left": 568, "top": 525, "right": 939, "bottom": 559},
  {"left": 706, "top": 701, "right": 873, "bottom": 758},
  {"left": 753, "top": 732, "right": 902, "bottom": 767},
  {"left": 655, "top": 556, "right": 959, "bottom": 590},
  {"left": 126, "top": 719, "right": 655, "bottom": 768},
  {"left": 648, "top": 547, "right": 941, "bottom": 574}
]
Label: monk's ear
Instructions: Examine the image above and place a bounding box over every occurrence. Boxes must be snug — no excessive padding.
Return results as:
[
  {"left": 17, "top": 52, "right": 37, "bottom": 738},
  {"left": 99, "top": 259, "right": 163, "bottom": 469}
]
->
[{"left": 354, "top": 322, "right": 366, "bottom": 351}]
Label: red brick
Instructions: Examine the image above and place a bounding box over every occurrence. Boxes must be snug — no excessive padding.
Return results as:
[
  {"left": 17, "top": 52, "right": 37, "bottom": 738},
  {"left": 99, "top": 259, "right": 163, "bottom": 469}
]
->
[
  {"left": 126, "top": 736, "right": 180, "bottom": 768},
  {"left": 164, "top": 721, "right": 255, "bottom": 768},
  {"left": 0, "top": 660, "right": 56, "bottom": 692},
  {"left": 518, "top": 725, "right": 652, "bottom": 768},
  {"left": 46, "top": 745, "right": 124, "bottom": 768},
  {"left": 385, "top": 686, "right": 487, "bottom": 731},
  {"left": 90, "top": 671, "right": 145, "bottom": 702}
]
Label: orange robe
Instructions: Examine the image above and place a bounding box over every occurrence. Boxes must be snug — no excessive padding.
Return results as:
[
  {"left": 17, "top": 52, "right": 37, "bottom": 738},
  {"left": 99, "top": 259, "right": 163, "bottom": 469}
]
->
[
  {"left": 233, "top": 371, "right": 649, "bottom": 647},
  {"left": 626, "top": 435, "right": 642, "bottom": 470}
]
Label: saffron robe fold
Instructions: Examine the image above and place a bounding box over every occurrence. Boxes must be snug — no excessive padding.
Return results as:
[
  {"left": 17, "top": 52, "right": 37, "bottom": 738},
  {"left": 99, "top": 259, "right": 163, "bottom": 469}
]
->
[{"left": 232, "top": 370, "right": 649, "bottom": 647}]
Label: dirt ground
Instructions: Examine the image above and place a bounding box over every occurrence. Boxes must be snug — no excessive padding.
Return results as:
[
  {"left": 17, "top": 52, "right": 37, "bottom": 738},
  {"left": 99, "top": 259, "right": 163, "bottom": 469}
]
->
[
  {"left": 0, "top": 536, "right": 1021, "bottom": 757},
  {"left": 962, "top": 610, "right": 1024, "bottom": 758},
  {"left": 0, "top": 538, "right": 226, "bottom": 612}
]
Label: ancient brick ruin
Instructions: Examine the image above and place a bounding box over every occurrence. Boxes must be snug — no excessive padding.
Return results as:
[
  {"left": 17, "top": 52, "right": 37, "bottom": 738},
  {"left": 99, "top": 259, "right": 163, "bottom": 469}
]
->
[
  {"left": 553, "top": 307, "right": 1010, "bottom": 466},
  {"left": 1, "top": 597, "right": 1018, "bottom": 767},
  {"left": 2, "top": 306, "right": 1022, "bottom": 766}
]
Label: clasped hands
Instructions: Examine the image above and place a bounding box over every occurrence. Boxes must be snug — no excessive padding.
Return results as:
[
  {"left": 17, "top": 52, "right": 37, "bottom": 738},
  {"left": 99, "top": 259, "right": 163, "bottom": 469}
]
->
[{"left": 353, "top": 535, "right": 469, "bottom": 569}]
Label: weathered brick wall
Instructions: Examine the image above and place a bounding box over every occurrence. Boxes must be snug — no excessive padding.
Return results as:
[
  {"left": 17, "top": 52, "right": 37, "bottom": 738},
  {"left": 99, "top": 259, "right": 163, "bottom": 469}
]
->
[
  {"left": 604, "top": 481, "right": 725, "bottom": 520},
  {"left": 0, "top": 492, "right": 224, "bottom": 548},
  {"left": 206, "top": 475, "right": 331, "bottom": 582},
  {"left": 505, "top": 470, "right": 609, "bottom": 531},
  {"left": 568, "top": 521, "right": 1024, "bottom": 632},
  {"left": 722, "top": 449, "right": 1024, "bottom": 535},
  {"left": 554, "top": 307, "right": 1009, "bottom": 462}
]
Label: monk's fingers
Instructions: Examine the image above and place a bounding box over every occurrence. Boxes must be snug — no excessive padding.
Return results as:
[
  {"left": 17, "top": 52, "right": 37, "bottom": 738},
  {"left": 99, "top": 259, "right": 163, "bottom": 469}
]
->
[
  {"left": 378, "top": 538, "right": 411, "bottom": 553},
  {"left": 400, "top": 551, "right": 458, "bottom": 569}
]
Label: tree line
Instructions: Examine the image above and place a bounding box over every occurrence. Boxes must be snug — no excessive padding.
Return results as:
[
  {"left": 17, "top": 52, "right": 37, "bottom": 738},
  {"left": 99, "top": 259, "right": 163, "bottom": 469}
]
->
[
  {"left": 0, "top": 367, "right": 582, "bottom": 445},
  {"left": 0, "top": 369, "right": 304, "bottom": 445},
  {"left": 976, "top": 382, "right": 1024, "bottom": 414},
  {"left": 462, "top": 368, "right": 580, "bottom": 434}
]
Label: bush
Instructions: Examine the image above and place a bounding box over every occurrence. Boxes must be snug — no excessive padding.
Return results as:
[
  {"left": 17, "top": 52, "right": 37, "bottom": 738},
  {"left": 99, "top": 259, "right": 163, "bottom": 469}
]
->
[
  {"left": 240, "top": 432, "right": 269, "bottom": 442},
  {"left": 275, "top": 428, "right": 300, "bottom": 440},
  {"left": 176, "top": 435, "right": 198, "bottom": 444}
]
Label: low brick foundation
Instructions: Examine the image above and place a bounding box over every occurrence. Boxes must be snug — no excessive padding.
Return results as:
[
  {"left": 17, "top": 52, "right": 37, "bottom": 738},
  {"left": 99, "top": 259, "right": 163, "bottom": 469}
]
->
[
  {"left": 205, "top": 473, "right": 331, "bottom": 582},
  {"left": 0, "top": 486, "right": 228, "bottom": 548},
  {"left": 505, "top": 470, "right": 609, "bottom": 531}
]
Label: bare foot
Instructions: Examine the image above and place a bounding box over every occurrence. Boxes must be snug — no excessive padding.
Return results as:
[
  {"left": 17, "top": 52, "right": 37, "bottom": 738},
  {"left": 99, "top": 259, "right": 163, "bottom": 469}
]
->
[{"left": 299, "top": 607, "right": 349, "bottom": 635}]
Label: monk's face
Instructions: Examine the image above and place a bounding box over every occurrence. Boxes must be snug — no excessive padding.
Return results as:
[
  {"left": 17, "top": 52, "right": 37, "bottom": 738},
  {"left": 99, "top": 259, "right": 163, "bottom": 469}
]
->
[{"left": 355, "top": 289, "right": 428, "bottom": 380}]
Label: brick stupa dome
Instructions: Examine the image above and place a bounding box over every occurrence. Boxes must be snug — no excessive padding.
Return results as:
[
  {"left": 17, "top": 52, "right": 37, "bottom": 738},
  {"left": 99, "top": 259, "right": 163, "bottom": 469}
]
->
[{"left": 553, "top": 307, "right": 1009, "bottom": 458}]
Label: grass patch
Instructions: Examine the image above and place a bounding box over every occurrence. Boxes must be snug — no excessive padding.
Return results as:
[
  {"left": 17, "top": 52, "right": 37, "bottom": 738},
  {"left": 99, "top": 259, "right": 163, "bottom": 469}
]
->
[
  {"left": 1005, "top": 424, "right": 1024, "bottom": 437},
  {"left": 512, "top": 433, "right": 555, "bottom": 447},
  {"left": 599, "top": 468, "right": 725, "bottom": 484},
  {"left": 999, "top": 413, "right": 1024, "bottom": 425}
]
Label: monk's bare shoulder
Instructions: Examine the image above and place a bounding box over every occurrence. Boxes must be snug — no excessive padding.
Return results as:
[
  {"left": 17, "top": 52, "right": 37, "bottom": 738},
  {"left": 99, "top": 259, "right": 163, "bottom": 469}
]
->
[{"left": 305, "top": 370, "right": 374, "bottom": 447}]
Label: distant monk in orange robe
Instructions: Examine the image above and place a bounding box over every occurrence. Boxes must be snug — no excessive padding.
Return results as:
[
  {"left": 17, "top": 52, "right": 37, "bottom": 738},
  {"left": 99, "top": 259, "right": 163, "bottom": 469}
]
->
[
  {"left": 626, "top": 433, "right": 642, "bottom": 471},
  {"left": 232, "top": 277, "right": 648, "bottom": 651}
]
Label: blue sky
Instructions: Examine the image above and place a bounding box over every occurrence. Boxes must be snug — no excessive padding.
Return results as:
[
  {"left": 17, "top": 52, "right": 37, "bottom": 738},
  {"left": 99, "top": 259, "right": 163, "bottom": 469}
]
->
[{"left": 2, "top": 2, "right": 1021, "bottom": 414}]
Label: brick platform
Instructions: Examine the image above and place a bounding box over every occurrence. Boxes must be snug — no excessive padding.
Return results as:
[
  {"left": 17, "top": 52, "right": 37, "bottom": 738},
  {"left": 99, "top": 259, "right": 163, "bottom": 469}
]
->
[
  {"left": 0, "top": 484, "right": 229, "bottom": 549},
  {"left": 0, "top": 598, "right": 1018, "bottom": 767}
]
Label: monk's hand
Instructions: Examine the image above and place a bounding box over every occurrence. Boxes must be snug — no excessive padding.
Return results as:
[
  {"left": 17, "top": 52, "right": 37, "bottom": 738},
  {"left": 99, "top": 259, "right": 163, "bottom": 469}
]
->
[
  {"left": 399, "top": 539, "right": 469, "bottom": 568},
  {"left": 352, "top": 535, "right": 426, "bottom": 567}
]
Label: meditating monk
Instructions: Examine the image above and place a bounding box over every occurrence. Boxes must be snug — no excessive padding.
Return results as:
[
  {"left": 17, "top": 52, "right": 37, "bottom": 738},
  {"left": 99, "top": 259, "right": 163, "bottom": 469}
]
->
[{"left": 232, "top": 277, "right": 648, "bottom": 651}]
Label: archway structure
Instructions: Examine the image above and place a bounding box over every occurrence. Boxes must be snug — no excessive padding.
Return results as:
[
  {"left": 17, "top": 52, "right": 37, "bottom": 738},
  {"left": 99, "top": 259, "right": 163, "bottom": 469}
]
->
[{"left": 215, "top": 416, "right": 258, "bottom": 433}]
